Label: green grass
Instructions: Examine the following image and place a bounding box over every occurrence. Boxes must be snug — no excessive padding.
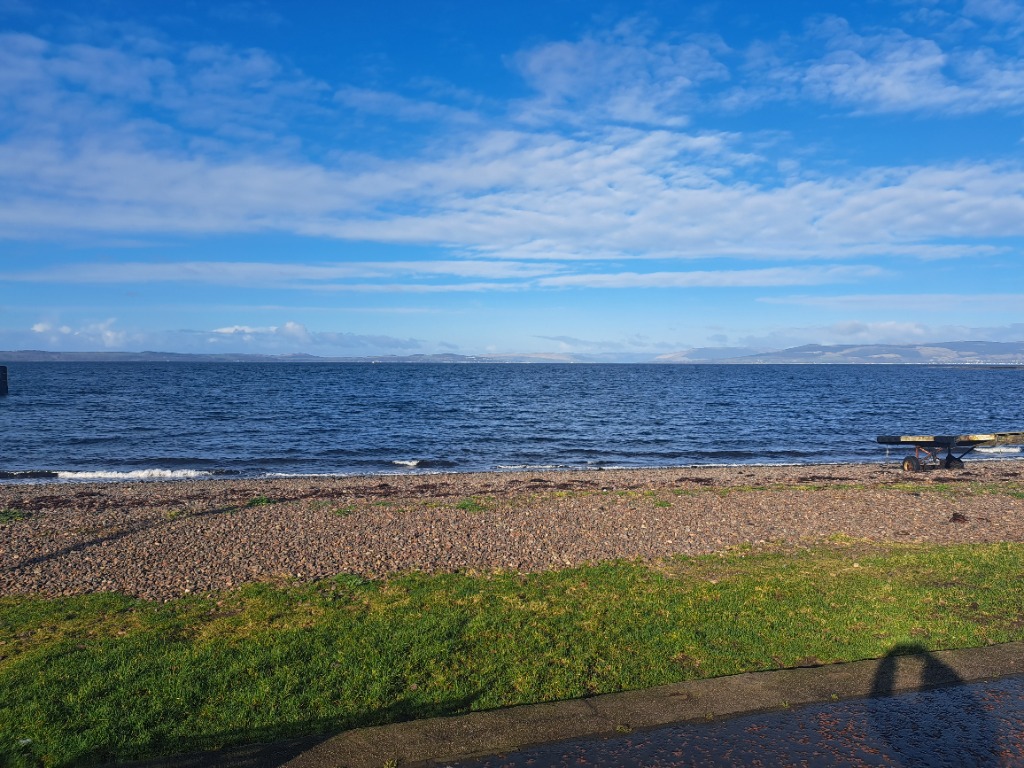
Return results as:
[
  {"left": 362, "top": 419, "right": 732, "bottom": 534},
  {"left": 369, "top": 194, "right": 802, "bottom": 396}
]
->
[
  {"left": 455, "top": 498, "right": 487, "bottom": 512},
  {"left": 889, "top": 480, "right": 1024, "bottom": 497},
  {"left": 245, "top": 496, "right": 274, "bottom": 508},
  {"left": 0, "top": 508, "right": 28, "bottom": 525},
  {"left": 1, "top": 542, "right": 1022, "bottom": 766}
]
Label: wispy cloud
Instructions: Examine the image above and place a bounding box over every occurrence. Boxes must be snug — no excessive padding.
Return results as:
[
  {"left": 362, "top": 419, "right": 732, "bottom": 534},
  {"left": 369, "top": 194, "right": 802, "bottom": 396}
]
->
[
  {"left": 511, "top": 19, "right": 729, "bottom": 126},
  {"left": 538, "top": 265, "right": 882, "bottom": 289},
  {"left": 27, "top": 318, "right": 137, "bottom": 348},
  {"left": 533, "top": 333, "right": 677, "bottom": 353},
  {"left": 0, "top": 31, "right": 330, "bottom": 154},
  {"left": 2, "top": 113, "right": 1023, "bottom": 265},
  {"left": 737, "top": 320, "right": 1024, "bottom": 348},
  {"left": 207, "top": 2, "right": 285, "bottom": 27},
  {"left": 206, "top": 321, "right": 422, "bottom": 350},
  {"left": 3, "top": 259, "right": 566, "bottom": 285},
  {"left": 3, "top": 16, "right": 1024, "bottom": 264},
  {"left": 759, "top": 293, "right": 1024, "bottom": 310},
  {"left": 963, "top": 0, "right": 1024, "bottom": 29},
  {"left": 335, "top": 85, "right": 480, "bottom": 124},
  {"left": 727, "top": 12, "right": 1024, "bottom": 115},
  {"left": 3, "top": 6, "right": 1024, "bottom": 354},
  {"left": 24, "top": 318, "right": 424, "bottom": 353},
  {"left": 4, "top": 260, "right": 881, "bottom": 293}
]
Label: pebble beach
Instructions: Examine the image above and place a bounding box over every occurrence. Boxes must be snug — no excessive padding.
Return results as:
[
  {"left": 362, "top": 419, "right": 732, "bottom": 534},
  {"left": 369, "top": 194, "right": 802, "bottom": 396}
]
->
[{"left": 2, "top": 460, "right": 1023, "bottom": 601}]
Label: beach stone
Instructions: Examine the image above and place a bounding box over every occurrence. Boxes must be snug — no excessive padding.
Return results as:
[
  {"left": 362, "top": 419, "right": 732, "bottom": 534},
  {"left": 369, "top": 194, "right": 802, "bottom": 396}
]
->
[{"left": 0, "top": 461, "right": 1022, "bottom": 601}]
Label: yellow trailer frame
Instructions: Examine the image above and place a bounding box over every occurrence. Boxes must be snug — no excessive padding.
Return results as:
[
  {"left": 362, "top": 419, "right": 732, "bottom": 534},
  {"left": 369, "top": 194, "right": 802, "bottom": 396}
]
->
[{"left": 876, "top": 432, "right": 1024, "bottom": 472}]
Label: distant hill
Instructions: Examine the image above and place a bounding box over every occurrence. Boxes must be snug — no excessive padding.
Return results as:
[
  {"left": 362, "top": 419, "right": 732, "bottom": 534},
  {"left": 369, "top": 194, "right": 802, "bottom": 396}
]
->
[
  {"left": 0, "top": 350, "right": 477, "bottom": 363},
  {"left": 701, "top": 341, "right": 1024, "bottom": 365},
  {"left": 0, "top": 350, "right": 586, "bottom": 364},
  {"left": 652, "top": 347, "right": 771, "bottom": 363},
  {"left": 0, "top": 350, "right": 336, "bottom": 363},
  {"left": 2, "top": 341, "right": 1023, "bottom": 364}
]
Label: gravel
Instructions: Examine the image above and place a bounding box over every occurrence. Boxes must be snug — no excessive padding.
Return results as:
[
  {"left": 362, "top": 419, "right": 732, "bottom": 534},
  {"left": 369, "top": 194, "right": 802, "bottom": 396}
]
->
[{"left": 2, "top": 461, "right": 1023, "bottom": 601}]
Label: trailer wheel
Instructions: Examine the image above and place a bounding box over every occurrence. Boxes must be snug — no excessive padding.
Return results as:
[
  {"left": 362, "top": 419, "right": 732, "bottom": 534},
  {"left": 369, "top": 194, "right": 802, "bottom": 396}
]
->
[{"left": 902, "top": 455, "right": 921, "bottom": 472}]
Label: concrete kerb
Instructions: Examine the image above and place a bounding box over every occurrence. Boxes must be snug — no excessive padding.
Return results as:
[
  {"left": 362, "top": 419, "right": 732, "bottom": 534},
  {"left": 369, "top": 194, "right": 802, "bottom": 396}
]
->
[{"left": 280, "top": 641, "right": 1024, "bottom": 768}]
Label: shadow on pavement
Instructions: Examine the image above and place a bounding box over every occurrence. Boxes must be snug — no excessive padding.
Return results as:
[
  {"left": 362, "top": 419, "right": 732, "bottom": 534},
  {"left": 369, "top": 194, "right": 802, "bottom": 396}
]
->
[
  {"left": 120, "top": 688, "right": 487, "bottom": 768},
  {"left": 120, "top": 645, "right": 1021, "bottom": 768},
  {"left": 125, "top": 734, "right": 328, "bottom": 768},
  {"left": 868, "top": 642, "right": 1000, "bottom": 767},
  {"left": 452, "top": 644, "right": 1019, "bottom": 767}
]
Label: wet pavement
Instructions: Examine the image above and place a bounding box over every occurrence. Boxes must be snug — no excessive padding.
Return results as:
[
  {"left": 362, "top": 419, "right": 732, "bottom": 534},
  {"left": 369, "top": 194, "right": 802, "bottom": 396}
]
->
[{"left": 451, "top": 675, "right": 1024, "bottom": 767}]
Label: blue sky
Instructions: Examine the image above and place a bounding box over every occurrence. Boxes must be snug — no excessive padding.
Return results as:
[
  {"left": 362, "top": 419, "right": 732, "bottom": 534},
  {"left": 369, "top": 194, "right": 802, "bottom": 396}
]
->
[{"left": 1, "top": 0, "right": 1023, "bottom": 358}]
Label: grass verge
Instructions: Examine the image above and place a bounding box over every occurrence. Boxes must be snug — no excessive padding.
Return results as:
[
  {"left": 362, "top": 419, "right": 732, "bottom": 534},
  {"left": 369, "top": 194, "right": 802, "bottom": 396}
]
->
[
  {"left": 1, "top": 541, "right": 1022, "bottom": 766},
  {"left": 0, "top": 508, "right": 28, "bottom": 525}
]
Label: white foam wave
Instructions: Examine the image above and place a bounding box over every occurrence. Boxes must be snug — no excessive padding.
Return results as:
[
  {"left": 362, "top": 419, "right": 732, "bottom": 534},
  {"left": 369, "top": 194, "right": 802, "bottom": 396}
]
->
[
  {"left": 976, "top": 446, "right": 1021, "bottom": 454},
  {"left": 55, "top": 469, "right": 215, "bottom": 480},
  {"left": 391, "top": 460, "right": 422, "bottom": 467}
]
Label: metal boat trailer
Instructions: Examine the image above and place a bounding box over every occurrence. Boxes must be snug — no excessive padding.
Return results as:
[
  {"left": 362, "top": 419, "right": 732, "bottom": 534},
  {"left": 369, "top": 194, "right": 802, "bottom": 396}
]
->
[{"left": 877, "top": 432, "right": 1024, "bottom": 472}]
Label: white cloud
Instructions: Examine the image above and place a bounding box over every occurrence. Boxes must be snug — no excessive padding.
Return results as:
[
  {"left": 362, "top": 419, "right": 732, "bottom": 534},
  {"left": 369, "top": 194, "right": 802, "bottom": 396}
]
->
[
  {"left": 738, "top": 319, "right": 1024, "bottom": 348},
  {"left": 511, "top": 19, "right": 729, "bottom": 126},
  {"left": 27, "top": 318, "right": 137, "bottom": 348},
  {"left": 728, "top": 14, "right": 1024, "bottom": 115},
  {"left": 335, "top": 86, "right": 479, "bottom": 124},
  {"left": 804, "top": 37, "right": 955, "bottom": 112},
  {"left": 3, "top": 259, "right": 567, "bottom": 288},
  {"left": 209, "top": 321, "right": 311, "bottom": 344},
  {"left": 533, "top": 333, "right": 677, "bottom": 354},
  {"left": 759, "top": 293, "right": 1024, "bottom": 310},
  {"left": 3, "top": 84, "right": 1023, "bottom": 267},
  {"left": 19, "top": 318, "right": 425, "bottom": 353},
  {"left": 202, "top": 322, "right": 421, "bottom": 351},
  {"left": 1, "top": 12, "right": 1023, "bottom": 355},
  {"left": 538, "top": 265, "right": 882, "bottom": 289},
  {"left": 208, "top": 2, "right": 285, "bottom": 27},
  {"left": 4, "top": 260, "right": 883, "bottom": 294},
  {"left": 311, "top": 281, "right": 529, "bottom": 293},
  {"left": 4, "top": 18, "right": 1024, "bottom": 267},
  {"left": 212, "top": 324, "right": 263, "bottom": 334},
  {"left": 963, "top": 0, "right": 1024, "bottom": 25},
  {"left": 0, "top": 0, "right": 34, "bottom": 15},
  {"left": 0, "top": 30, "right": 330, "bottom": 157},
  {"left": 826, "top": 320, "right": 932, "bottom": 340}
]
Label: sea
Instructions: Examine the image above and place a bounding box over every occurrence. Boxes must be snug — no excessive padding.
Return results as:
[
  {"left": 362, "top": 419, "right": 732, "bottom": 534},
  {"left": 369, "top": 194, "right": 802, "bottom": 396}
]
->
[{"left": 1, "top": 362, "right": 1021, "bottom": 483}]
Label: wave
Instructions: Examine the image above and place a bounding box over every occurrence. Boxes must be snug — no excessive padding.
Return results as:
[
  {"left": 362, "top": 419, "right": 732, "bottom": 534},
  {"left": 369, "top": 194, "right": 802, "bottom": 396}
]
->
[
  {"left": 390, "top": 459, "right": 459, "bottom": 469},
  {"left": 40, "top": 468, "right": 216, "bottom": 481},
  {"left": 0, "top": 470, "right": 60, "bottom": 480},
  {"left": 1, "top": 468, "right": 220, "bottom": 484},
  {"left": 975, "top": 446, "right": 1021, "bottom": 454},
  {"left": 55, "top": 469, "right": 216, "bottom": 481}
]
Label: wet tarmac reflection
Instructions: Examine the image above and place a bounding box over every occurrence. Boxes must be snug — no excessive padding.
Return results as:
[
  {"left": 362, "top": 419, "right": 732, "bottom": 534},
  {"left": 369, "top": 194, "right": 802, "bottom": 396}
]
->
[{"left": 452, "top": 656, "right": 1024, "bottom": 767}]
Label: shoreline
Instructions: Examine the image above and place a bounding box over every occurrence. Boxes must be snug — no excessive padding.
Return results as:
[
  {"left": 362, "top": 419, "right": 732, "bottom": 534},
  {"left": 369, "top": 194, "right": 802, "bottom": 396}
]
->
[
  {"left": 2, "top": 459, "right": 900, "bottom": 484},
  {"left": 2, "top": 460, "right": 1023, "bottom": 601},
  {"left": 2, "top": 453, "right": 1021, "bottom": 485}
]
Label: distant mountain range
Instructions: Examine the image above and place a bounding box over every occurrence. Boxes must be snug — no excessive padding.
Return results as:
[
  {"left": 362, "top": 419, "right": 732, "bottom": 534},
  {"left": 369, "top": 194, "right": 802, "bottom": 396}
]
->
[
  {"left": 670, "top": 341, "right": 1024, "bottom": 365},
  {"left": 2, "top": 341, "right": 1024, "bottom": 365}
]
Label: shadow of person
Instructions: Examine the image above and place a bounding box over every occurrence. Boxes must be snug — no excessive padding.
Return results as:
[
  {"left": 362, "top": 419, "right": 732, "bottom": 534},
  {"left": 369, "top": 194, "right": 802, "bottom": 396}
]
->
[
  {"left": 868, "top": 643, "right": 1000, "bottom": 767},
  {"left": 115, "top": 687, "right": 489, "bottom": 768}
]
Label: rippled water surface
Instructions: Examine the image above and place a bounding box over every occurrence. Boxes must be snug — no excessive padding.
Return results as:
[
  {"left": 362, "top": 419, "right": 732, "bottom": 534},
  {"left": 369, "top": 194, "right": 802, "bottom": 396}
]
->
[{"left": 1, "top": 362, "right": 1021, "bottom": 480}]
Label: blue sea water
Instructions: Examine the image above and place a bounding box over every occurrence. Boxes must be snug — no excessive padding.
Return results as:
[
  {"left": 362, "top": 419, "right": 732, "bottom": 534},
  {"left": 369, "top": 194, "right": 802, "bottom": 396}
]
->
[{"left": 0, "top": 362, "right": 1021, "bottom": 482}]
